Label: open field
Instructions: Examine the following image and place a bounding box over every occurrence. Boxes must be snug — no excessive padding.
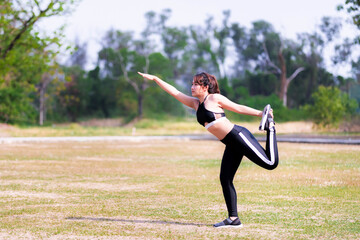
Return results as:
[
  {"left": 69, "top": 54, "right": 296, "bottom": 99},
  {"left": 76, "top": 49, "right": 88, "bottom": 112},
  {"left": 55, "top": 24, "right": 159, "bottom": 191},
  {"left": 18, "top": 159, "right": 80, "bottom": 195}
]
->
[
  {"left": 0, "top": 139, "right": 359, "bottom": 239},
  {"left": 0, "top": 120, "right": 340, "bottom": 138}
]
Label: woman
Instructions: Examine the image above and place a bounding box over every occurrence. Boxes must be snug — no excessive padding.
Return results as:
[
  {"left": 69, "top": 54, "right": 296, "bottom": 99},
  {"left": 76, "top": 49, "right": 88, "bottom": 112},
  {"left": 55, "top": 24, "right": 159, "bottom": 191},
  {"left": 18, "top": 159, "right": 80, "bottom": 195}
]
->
[{"left": 138, "top": 71, "right": 279, "bottom": 228}]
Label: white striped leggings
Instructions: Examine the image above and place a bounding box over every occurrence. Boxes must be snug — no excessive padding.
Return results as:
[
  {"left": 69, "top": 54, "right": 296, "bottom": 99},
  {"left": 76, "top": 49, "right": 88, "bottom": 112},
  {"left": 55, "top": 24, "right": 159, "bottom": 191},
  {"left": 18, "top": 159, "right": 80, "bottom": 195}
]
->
[{"left": 220, "top": 125, "right": 279, "bottom": 217}]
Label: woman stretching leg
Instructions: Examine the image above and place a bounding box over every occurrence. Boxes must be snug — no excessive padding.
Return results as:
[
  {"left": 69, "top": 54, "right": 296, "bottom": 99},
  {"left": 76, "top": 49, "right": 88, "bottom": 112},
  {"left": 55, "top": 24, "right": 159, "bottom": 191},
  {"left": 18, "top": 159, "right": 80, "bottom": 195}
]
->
[{"left": 138, "top": 71, "right": 279, "bottom": 228}]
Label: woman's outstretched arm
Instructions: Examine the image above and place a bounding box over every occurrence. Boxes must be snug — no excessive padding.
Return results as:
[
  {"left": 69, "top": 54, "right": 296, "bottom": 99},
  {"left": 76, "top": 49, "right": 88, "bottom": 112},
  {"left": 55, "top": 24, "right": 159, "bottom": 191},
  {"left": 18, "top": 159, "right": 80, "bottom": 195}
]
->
[
  {"left": 215, "top": 94, "right": 274, "bottom": 118},
  {"left": 138, "top": 72, "right": 198, "bottom": 109}
]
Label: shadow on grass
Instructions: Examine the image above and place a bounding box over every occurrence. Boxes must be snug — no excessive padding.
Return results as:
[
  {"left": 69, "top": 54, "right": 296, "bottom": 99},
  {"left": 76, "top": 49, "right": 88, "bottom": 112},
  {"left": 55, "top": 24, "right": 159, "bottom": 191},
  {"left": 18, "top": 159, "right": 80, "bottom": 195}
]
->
[{"left": 66, "top": 217, "right": 210, "bottom": 227}]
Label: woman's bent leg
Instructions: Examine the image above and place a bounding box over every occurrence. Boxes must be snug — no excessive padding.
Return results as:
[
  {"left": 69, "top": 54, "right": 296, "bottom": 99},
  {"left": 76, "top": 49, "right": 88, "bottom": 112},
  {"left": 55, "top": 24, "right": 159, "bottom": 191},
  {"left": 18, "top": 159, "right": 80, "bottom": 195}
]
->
[{"left": 238, "top": 127, "right": 279, "bottom": 170}]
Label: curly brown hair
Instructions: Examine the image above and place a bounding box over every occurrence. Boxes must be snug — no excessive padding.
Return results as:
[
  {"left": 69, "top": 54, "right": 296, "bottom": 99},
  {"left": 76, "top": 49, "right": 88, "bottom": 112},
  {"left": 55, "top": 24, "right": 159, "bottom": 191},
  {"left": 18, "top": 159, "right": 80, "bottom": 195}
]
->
[{"left": 193, "top": 72, "right": 220, "bottom": 94}]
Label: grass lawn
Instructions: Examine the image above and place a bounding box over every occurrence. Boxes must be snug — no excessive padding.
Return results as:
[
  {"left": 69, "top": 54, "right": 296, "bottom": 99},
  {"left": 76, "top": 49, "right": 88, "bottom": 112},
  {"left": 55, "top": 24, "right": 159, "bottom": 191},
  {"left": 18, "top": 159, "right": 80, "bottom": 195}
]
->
[
  {"left": 0, "top": 138, "right": 359, "bottom": 239},
  {"left": 0, "top": 119, "right": 320, "bottom": 137}
]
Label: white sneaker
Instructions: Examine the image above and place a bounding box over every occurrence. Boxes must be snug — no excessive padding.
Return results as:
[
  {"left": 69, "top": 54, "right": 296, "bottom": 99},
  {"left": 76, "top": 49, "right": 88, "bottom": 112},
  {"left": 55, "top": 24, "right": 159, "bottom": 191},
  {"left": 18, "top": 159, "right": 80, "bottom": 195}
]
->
[{"left": 259, "top": 104, "right": 271, "bottom": 131}]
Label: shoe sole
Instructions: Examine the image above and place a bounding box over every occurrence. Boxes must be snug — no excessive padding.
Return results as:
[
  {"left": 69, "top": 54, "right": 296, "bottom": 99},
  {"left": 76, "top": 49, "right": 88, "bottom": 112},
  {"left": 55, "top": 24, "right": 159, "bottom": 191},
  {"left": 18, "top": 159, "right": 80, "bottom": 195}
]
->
[
  {"left": 214, "top": 224, "right": 243, "bottom": 228},
  {"left": 259, "top": 104, "right": 271, "bottom": 131}
]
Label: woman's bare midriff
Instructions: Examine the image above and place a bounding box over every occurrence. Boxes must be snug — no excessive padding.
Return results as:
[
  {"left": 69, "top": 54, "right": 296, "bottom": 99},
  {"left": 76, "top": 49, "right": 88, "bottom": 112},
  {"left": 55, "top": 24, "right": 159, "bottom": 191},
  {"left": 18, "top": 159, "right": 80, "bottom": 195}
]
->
[{"left": 205, "top": 118, "right": 234, "bottom": 140}]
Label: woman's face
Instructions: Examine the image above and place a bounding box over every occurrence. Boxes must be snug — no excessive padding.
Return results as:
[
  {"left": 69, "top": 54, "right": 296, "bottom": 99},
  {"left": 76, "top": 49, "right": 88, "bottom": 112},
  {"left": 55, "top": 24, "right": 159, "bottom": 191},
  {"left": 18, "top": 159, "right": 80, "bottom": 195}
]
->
[{"left": 191, "top": 80, "right": 208, "bottom": 97}]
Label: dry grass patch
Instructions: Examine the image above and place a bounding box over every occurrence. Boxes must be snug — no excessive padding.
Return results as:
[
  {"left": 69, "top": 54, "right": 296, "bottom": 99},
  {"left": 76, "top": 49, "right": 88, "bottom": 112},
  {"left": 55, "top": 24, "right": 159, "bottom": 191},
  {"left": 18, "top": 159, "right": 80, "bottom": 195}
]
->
[
  {"left": 1, "top": 120, "right": 323, "bottom": 138},
  {"left": 0, "top": 140, "right": 359, "bottom": 239}
]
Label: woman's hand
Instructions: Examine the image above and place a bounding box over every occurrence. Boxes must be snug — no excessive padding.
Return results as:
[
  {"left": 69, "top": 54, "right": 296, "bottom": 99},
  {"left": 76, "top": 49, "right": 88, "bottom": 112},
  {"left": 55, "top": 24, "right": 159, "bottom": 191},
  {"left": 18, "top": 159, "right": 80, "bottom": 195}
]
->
[
  {"left": 270, "top": 108, "right": 274, "bottom": 119},
  {"left": 138, "top": 72, "right": 158, "bottom": 81}
]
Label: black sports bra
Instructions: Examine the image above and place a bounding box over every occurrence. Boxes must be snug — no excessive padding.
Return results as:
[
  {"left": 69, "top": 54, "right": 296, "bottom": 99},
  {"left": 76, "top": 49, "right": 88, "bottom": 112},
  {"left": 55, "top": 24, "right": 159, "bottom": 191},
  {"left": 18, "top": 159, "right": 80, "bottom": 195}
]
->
[{"left": 196, "top": 95, "right": 226, "bottom": 127}]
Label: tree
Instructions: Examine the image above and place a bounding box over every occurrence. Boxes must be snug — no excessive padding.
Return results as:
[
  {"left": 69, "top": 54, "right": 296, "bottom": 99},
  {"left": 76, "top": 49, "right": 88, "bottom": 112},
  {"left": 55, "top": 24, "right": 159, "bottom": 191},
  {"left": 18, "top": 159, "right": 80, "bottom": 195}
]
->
[
  {"left": 338, "top": 0, "right": 360, "bottom": 43},
  {"left": 84, "top": 66, "right": 117, "bottom": 118},
  {"left": 99, "top": 30, "right": 150, "bottom": 118},
  {"left": 258, "top": 24, "right": 305, "bottom": 107},
  {"left": 68, "top": 40, "right": 88, "bottom": 69},
  {"left": 155, "top": 9, "right": 189, "bottom": 78},
  {"left": 230, "top": 20, "right": 304, "bottom": 106},
  {"left": 336, "top": 1, "right": 360, "bottom": 89},
  {"left": 230, "top": 22, "right": 252, "bottom": 76},
  {"left": 0, "top": 0, "right": 75, "bottom": 60},
  {"left": 38, "top": 72, "right": 53, "bottom": 125},
  {"left": 55, "top": 71, "right": 81, "bottom": 122},
  {"left": 0, "top": 0, "right": 77, "bottom": 123},
  {"left": 187, "top": 17, "right": 220, "bottom": 75},
  {"left": 213, "top": 10, "right": 231, "bottom": 79},
  {"left": 143, "top": 52, "right": 184, "bottom": 117},
  {"left": 292, "top": 17, "right": 342, "bottom": 106},
  {"left": 277, "top": 49, "right": 305, "bottom": 107}
]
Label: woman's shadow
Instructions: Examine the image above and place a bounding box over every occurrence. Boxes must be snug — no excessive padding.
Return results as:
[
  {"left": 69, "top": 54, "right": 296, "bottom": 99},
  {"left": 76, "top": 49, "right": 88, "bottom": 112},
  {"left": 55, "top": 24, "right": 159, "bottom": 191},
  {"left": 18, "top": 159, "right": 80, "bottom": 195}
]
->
[{"left": 66, "top": 217, "right": 210, "bottom": 227}]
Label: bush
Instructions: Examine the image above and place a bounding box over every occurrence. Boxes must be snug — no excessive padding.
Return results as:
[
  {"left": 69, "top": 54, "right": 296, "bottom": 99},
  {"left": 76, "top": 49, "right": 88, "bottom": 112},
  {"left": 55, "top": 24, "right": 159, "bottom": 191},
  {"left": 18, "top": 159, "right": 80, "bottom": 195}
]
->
[{"left": 304, "top": 86, "right": 358, "bottom": 128}]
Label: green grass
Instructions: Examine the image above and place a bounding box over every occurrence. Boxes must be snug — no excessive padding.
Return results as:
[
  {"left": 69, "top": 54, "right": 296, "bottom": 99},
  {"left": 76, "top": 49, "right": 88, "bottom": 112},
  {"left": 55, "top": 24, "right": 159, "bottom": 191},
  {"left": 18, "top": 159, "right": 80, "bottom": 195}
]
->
[
  {"left": 3, "top": 118, "right": 358, "bottom": 138},
  {"left": 0, "top": 140, "right": 359, "bottom": 239},
  {"left": 2, "top": 118, "right": 209, "bottom": 137}
]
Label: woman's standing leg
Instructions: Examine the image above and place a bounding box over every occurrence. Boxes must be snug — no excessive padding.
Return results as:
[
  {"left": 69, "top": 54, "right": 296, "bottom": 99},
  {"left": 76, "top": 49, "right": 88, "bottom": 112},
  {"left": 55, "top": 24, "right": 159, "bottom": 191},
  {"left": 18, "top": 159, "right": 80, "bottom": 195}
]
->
[{"left": 219, "top": 145, "right": 243, "bottom": 218}]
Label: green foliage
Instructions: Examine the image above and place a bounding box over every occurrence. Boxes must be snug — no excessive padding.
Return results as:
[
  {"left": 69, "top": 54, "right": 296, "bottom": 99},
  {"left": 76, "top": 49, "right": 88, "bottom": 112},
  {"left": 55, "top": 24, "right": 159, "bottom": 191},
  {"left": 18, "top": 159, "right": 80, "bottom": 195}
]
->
[
  {"left": 0, "top": 0, "right": 76, "bottom": 123},
  {"left": 226, "top": 94, "right": 308, "bottom": 122},
  {"left": 1, "top": 5, "right": 358, "bottom": 126},
  {"left": 115, "top": 79, "right": 138, "bottom": 119},
  {"left": 218, "top": 77, "right": 235, "bottom": 99},
  {"left": 0, "top": 82, "right": 37, "bottom": 123},
  {"left": 245, "top": 71, "right": 279, "bottom": 96},
  {"left": 143, "top": 53, "right": 184, "bottom": 118},
  {"left": 338, "top": 0, "right": 360, "bottom": 30},
  {"left": 143, "top": 80, "right": 185, "bottom": 119},
  {"left": 54, "top": 66, "right": 89, "bottom": 122},
  {"left": 305, "top": 86, "right": 358, "bottom": 128}
]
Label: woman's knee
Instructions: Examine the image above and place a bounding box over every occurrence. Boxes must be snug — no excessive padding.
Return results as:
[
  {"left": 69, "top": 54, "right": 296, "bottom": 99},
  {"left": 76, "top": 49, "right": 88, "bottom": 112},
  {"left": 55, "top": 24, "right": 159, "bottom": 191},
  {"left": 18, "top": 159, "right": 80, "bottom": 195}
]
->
[
  {"left": 219, "top": 172, "right": 233, "bottom": 186},
  {"left": 266, "top": 161, "right": 279, "bottom": 170}
]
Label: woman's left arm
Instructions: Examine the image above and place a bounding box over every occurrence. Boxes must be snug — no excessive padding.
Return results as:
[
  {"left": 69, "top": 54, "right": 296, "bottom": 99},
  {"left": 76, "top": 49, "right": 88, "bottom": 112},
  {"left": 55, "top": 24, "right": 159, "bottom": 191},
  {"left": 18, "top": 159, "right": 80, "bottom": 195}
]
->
[{"left": 215, "top": 94, "right": 262, "bottom": 117}]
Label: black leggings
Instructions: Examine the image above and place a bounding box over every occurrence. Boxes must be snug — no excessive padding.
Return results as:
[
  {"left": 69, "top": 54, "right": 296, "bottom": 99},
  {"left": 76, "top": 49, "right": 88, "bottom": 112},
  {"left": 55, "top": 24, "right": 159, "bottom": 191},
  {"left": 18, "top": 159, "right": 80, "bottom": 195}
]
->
[{"left": 220, "top": 125, "right": 279, "bottom": 217}]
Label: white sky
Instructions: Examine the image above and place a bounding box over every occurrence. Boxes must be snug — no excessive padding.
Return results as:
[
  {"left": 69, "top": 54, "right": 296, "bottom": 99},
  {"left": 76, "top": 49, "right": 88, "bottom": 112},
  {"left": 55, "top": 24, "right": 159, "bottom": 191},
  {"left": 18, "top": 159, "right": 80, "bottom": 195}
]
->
[{"left": 39, "top": 0, "right": 357, "bottom": 76}]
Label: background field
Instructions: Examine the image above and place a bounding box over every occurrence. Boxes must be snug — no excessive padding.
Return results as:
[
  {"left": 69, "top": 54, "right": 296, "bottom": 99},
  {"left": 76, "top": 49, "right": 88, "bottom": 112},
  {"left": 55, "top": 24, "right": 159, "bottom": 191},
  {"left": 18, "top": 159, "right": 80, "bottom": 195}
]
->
[
  {"left": 0, "top": 138, "right": 359, "bottom": 239},
  {"left": 0, "top": 120, "right": 320, "bottom": 137}
]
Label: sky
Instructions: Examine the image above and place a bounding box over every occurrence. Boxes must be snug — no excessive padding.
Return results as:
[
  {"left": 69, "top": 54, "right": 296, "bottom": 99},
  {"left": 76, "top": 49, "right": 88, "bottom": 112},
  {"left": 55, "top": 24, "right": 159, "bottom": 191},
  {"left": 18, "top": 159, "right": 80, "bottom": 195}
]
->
[{"left": 39, "top": 0, "right": 357, "bottom": 76}]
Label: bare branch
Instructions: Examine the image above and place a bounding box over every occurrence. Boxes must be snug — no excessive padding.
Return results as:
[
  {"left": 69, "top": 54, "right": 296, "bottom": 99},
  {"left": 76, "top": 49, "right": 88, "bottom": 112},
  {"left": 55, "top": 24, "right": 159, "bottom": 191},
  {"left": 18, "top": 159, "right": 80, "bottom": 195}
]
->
[
  {"left": 287, "top": 67, "right": 305, "bottom": 83},
  {"left": 1, "top": 0, "right": 59, "bottom": 59},
  {"left": 1, "top": 14, "right": 35, "bottom": 59},
  {"left": 118, "top": 55, "right": 139, "bottom": 93},
  {"left": 262, "top": 41, "right": 281, "bottom": 74}
]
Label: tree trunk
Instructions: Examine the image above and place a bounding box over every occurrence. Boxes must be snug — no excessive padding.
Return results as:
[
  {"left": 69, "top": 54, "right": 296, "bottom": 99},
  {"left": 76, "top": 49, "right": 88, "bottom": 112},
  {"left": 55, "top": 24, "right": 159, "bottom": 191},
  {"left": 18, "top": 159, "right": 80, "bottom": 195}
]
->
[
  {"left": 138, "top": 94, "right": 143, "bottom": 119},
  {"left": 39, "top": 74, "right": 52, "bottom": 125},
  {"left": 39, "top": 86, "right": 45, "bottom": 126},
  {"left": 283, "top": 80, "right": 289, "bottom": 107},
  {"left": 277, "top": 49, "right": 305, "bottom": 107},
  {"left": 278, "top": 50, "right": 287, "bottom": 106}
]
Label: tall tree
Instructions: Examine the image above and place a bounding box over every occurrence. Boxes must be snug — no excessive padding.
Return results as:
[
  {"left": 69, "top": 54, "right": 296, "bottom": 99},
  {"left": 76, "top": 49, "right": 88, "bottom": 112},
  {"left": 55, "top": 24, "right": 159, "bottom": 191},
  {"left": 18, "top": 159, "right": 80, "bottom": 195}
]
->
[
  {"left": 231, "top": 20, "right": 304, "bottom": 106},
  {"left": 99, "top": 30, "right": 149, "bottom": 118},
  {"left": 338, "top": 0, "right": 360, "bottom": 43},
  {"left": 230, "top": 23, "right": 251, "bottom": 75},
  {"left": 187, "top": 17, "right": 220, "bottom": 75},
  {"left": 0, "top": 0, "right": 75, "bottom": 60},
  {"left": 296, "top": 17, "right": 342, "bottom": 101},
  {"left": 337, "top": 1, "right": 360, "bottom": 88},
  {"left": 0, "top": 0, "right": 77, "bottom": 123},
  {"left": 155, "top": 9, "right": 189, "bottom": 78},
  {"left": 214, "top": 10, "right": 231, "bottom": 79},
  {"left": 274, "top": 44, "right": 305, "bottom": 107}
]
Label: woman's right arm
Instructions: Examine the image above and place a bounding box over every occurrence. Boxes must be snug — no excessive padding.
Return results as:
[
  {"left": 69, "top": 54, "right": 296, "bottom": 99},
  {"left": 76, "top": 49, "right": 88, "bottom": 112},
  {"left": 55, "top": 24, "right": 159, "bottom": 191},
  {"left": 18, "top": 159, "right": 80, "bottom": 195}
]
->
[{"left": 138, "top": 72, "right": 198, "bottom": 109}]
